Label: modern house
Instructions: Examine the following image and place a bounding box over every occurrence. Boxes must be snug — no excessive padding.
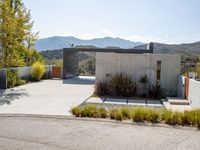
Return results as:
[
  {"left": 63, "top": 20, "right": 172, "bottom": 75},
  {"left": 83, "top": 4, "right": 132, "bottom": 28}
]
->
[{"left": 63, "top": 43, "right": 181, "bottom": 96}]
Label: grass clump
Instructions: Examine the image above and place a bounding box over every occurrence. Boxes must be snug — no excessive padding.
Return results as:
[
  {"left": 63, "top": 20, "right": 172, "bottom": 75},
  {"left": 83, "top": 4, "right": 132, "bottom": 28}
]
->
[
  {"left": 71, "top": 105, "right": 200, "bottom": 129},
  {"left": 109, "top": 108, "right": 123, "bottom": 121},
  {"left": 132, "top": 108, "right": 150, "bottom": 122},
  {"left": 71, "top": 107, "right": 82, "bottom": 117},
  {"left": 162, "top": 110, "right": 182, "bottom": 125},
  {"left": 147, "top": 109, "right": 161, "bottom": 123},
  {"left": 71, "top": 105, "right": 108, "bottom": 118},
  {"left": 98, "top": 107, "right": 108, "bottom": 118},
  {"left": 121, "top": 108, "right": 131, "bottom": 120}
]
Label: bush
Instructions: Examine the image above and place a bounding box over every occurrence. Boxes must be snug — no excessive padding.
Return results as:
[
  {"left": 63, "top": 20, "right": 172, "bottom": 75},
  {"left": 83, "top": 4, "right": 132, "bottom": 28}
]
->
[
  {"left": 148, "top": 84, "right": 165, "bottom": 98},
  {"left": 162, "top": 111, "right": 182, "bottom": 125},
  {"left": 181, "top": 110, "right": 196, "bottom": 126},
  {"left": 71, "top": 107, "right": 82, "bottom": 117},
  {"left": 132, "top": 108, "right": 150, "bottom": 122},
  {"left": 121, "top": 108, "right": 131, "bottom": 120},
  {"left": 109, "top": 108, "right": 122, "bottom": 121},
  {"left": 147, "top": 109, "right": 161, "bottom": 123},
  {"left": 98, "top": 107, "right": 108, "bottom": 118},
  {"left": 94, "top": 81, "right": 108, "bottom": 96},
  {"left": 7, "top": 69, "right": 25, "bottom": 88},
  {"left": 7, "top": 69, "right": 19, "bottom": 88},
  {"left": 109, "top": 73, "right": 137, "bottom": 97},
  {"left": 95, "top": 73, "right": 137, "bottom": 97},
  {"left": 81, "top": 105, "right": 98, "bottom": 118},
  {"left": 31, "top": 62, "right": 45, "bottom": 81},
  {"left": 195, "top": 110, "right": 200, "bottom": 129},
  {"left": 71, "top": 105, "right": 200, "bottom": 129}
]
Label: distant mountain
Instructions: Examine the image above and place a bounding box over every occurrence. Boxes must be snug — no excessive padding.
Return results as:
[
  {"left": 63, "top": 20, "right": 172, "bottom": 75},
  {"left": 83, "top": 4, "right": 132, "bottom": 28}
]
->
[
  {"left": 35, "top": 36, "right": 143, "bottom": 51},
  {"left": 41, "top": 41, "right": 200, "bottom": 62},
  {"left": 134, "top": 42, "right": 200, "bottom": 58}
]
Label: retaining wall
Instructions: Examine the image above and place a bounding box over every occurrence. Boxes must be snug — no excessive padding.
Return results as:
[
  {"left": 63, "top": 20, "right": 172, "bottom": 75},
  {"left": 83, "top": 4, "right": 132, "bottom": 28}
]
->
[
  {"left": 188, "top": 79, "right": 200, "bottom": 108},
  {"left": 0, "top": 65, "right": 53, "bottom": 89}
]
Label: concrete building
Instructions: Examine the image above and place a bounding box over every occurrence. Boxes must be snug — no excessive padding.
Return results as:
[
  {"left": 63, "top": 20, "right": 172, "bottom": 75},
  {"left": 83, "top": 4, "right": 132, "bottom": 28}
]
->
[
  {"left": 96, "top": 53, "right": 181, "bottom": 96},
  {"left": 63, "top": 43, "right": 181, "bottom": 96}
]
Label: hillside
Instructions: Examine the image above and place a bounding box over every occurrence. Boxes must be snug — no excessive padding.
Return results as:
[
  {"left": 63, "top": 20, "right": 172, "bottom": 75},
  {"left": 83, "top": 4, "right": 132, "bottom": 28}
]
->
[
  {"left": 40, "top": 41, "right": 200, "bottom": 61},
  {"left": 35, "top": 36, "right": 143, "bottom": 51},
  {"left": 134, "top": 42, "right": 200, "bottom": 59}
]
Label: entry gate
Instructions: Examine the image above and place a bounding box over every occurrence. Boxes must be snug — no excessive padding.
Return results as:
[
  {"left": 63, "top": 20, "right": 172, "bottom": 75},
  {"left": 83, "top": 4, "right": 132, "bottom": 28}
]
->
[{"left": 52, "top": 66, "right": 61, "bottom": 78}]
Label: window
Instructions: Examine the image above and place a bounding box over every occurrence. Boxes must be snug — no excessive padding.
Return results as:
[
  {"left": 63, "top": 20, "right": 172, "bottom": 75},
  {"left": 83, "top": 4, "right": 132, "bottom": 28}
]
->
[{"left": 156, "top": 61, "right": 161, "bottom": 82}]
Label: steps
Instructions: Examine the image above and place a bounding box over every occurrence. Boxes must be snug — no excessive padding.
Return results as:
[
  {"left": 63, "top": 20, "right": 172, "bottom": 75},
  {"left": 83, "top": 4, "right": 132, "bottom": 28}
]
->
[{"left": 167, "top": 97, "right": 189, "bottom": 105}]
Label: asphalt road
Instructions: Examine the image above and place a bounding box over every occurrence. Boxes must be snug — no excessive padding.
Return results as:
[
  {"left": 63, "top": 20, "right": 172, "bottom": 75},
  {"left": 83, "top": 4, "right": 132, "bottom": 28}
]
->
[{"left": 0, "top": 115, "right": 200, "bottom": 150}]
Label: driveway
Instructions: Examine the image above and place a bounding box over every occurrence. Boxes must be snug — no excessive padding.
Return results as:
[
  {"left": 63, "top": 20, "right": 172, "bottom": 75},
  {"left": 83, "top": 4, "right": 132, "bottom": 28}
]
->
[
  {"left": 0, "top": 115, "right": 199, "bottom": 150},
  {"left": 0, "top": 76, "right": 94, "bottom": 115}
]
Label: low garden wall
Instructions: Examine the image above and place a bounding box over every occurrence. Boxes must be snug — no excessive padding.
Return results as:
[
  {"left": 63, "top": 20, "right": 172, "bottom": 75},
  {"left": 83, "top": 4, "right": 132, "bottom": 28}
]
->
[
  {"left": 178, "top": 75, "right": 200, "bottom": 108},
  {"left": 0, "top": 65, "right": 53, "bottom": 89},
  {"left": 188, "top": 79, "right": 200, "bottom": 108}
]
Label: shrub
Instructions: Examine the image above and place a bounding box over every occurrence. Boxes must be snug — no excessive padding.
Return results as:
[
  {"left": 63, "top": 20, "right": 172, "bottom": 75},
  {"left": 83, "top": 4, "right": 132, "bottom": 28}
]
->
[
  {"left": 31, "top": 62, "right": 45, "bottom": 81},
  {"left": 7, "top": 69, "right": 19, "bottom": 88},
  {"left": 121, "top": 108, "right": 131, "bottom": 120},
  {"left": 71, "top": 107, "right": 82, "bottom": 117},
  {"left": 94, "top": 81, "right": 108, "bottom": 96},
  {"left": 109, "top": 108, "right": 122, "bottom": 121},
  {"left": 95, "top": 73, "right": 137, "bottom": 97},
  {"left": 132, "top": 108, "right": 150, "bottom": 122},
  {"left": 147, "top": 109, "right": 161, "bottom": 123},
  {"left": 98, "top": 107, "right": 108, "bottom": 118},
  {"left": 148, "top": 84, "right": 165, "bottom": 98},
  {"left": 162, "top": 111, "right": 182, "bottom": 125},
  {"left": 71, "top": 105, "right": 200, "bottom": 129},
  {"left": 139, "top": 75, "right": 149, "bottom": 97},
  {"left": 81, "top": 105, "right": 98, "bottom": 118},
  {"left": 195, "top": 110, "right": 200, "bottom": 129},
  {"left": 109, "top": 73, "right": 137, "bottom": 97},
  {"left": 109, "top": 108, "right": 118, "bottom": 120},
  {"left": 181, "top": 110, "right": 196, "bottom": 126},
  {"left": 6, "top": 69, "right": 25, "bottom": 88}
]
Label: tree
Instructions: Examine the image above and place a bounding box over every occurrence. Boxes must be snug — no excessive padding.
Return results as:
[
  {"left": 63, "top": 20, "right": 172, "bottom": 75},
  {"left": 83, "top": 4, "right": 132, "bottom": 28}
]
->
[{"left": 0, "top": 0, "right": 42, "bottom": 68}]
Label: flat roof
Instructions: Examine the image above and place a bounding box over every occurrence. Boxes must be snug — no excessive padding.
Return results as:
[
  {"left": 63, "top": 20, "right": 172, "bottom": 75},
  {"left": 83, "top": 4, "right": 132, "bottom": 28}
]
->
[
  {"left": 63, "top": 43, "right": 153, "bottom": 54},
  {"left": 63, "top": 48, "right": 152, "bottom": 53}
]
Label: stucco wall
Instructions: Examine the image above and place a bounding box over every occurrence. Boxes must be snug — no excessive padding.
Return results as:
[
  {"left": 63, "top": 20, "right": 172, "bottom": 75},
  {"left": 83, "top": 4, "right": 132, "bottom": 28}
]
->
[
  {"left": 188, "top": 79, "right": 200, "bottom": 108},
  {"left": 96, "top": 53, "right": 181, "bottom": 96}
]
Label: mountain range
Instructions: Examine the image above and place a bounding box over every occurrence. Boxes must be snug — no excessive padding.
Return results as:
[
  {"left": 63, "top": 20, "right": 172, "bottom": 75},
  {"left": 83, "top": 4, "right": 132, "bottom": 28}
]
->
[
  {"left": 37, "top": 36, "right": 200, "bottom": 61},
  {"left": 35, "top": 36, "right": 143, "bottom": 51}
]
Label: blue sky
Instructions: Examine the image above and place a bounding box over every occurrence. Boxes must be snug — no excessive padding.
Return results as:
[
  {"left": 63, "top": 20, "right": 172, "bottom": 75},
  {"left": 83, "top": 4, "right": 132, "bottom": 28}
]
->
[{"left": 23, "top": 0, "right": 200, "bottom": 44}]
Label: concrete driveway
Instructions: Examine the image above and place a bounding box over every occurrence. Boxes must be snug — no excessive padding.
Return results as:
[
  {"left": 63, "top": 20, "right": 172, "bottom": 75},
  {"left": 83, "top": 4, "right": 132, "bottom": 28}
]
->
[
  {"left": 0, "top": 77, "right": 94, "bottom": 115},
  {"left": 0, "top": 115, "right": 199, "bottom": 150}
]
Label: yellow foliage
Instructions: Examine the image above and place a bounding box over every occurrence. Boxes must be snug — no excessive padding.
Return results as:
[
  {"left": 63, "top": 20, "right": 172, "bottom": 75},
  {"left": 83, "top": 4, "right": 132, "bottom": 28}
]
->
[{"left": 31, "top": 62, "right": 45, "bottom": 81}]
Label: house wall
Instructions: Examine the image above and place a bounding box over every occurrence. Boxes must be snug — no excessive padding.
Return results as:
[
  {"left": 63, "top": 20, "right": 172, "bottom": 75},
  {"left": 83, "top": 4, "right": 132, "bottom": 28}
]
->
[
  {"left": 96, "top": 53, "right": 181, "bottom": 96},
  {"left": 188, "top": 79, "right": 200, "bottom": 108}
]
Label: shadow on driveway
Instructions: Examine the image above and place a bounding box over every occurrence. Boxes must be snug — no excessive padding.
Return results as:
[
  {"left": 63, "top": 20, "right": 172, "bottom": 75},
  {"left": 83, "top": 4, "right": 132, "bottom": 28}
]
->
[
  {"left": 63, "top": 76, "right": 95, "bottom": 85},
  {"left": 0, "top": 89, "right": 29, "bottom": 105}
]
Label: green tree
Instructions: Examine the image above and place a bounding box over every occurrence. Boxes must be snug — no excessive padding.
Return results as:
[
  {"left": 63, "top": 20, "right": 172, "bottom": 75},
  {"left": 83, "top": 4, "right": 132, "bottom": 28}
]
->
[{"left": 0, "top": 0, "right": 42, "bottom": 68}]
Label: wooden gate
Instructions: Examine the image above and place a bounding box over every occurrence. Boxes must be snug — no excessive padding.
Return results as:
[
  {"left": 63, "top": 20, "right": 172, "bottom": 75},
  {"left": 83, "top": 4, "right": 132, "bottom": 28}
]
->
[
  {"left": 52, "top": 66, "right": 61, "bottom": 78},
  {"left": 185, "top": 78, "right": 189, "bottom": 99}
]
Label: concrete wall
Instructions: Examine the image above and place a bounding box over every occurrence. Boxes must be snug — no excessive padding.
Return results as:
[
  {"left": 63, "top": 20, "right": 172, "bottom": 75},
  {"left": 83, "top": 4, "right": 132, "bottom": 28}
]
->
[
  {"left": 63, "top": 51, "right": 79, "bottom": 79},
  {"left": 96, "top": 53, "right": 181, "bottom": 96},
  {"left": 0, "top": 65, "right": 53, "bottom": 89},
  {"left": 188, "top": 79, "right": 200, "bottom": 108}
]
